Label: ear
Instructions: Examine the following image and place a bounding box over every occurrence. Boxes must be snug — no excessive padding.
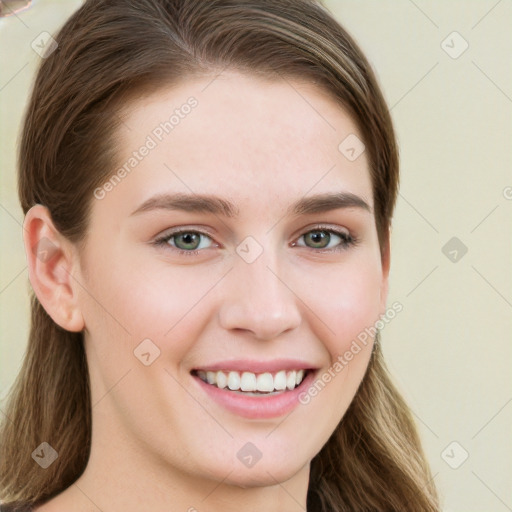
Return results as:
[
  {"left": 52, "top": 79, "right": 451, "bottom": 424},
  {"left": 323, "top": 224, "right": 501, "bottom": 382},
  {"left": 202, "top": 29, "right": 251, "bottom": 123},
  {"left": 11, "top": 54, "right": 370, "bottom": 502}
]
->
[
  {"left": 23, "top": 204, "right": 85, "bottom": 332},
  {"left": 379, "top": 226, "right": 391, "bottom": 314}
]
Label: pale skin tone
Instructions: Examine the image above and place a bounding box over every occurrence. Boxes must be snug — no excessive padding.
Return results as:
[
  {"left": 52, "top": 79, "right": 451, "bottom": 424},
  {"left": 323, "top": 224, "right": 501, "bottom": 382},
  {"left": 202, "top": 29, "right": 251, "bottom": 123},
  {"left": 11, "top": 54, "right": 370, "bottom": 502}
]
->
[{"left": 25, "top": 71, "right": 390, "bottom": 512}]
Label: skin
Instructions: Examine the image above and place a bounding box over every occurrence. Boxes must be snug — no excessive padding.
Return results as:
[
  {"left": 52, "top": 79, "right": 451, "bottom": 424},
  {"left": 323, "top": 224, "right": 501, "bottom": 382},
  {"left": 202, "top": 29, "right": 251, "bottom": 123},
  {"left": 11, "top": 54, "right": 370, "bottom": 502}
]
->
[{"left": 25, "top": 70, "right": 389, "bottom": 512}]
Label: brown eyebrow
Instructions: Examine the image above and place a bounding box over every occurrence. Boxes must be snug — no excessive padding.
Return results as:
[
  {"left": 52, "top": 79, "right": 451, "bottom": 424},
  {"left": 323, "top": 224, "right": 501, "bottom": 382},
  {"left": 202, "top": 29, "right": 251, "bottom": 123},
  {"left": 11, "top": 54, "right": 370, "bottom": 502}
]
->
[
  {"left": 131, "top": 193, "right": 239, "bottom": 217},
  {"left": 290, "top": 192, "right": 371, "bottom": 216},
  {"left": 130, "top": 191, "right": 372, "bottom": 218}
]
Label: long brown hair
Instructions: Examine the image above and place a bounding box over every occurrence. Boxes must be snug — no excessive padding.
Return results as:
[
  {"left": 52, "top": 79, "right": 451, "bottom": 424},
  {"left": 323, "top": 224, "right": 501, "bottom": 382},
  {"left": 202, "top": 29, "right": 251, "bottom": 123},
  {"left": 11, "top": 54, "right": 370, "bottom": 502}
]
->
[{"left": 0, "top": 1, "right": 439, "bottom": 510}]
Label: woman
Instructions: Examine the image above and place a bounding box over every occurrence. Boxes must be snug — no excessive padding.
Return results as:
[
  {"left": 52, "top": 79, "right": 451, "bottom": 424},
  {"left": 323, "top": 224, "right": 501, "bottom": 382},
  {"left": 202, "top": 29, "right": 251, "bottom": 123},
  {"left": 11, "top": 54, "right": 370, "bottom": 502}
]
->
[{"left": 0, "top": 0, "right": 440, "bottom": 510}]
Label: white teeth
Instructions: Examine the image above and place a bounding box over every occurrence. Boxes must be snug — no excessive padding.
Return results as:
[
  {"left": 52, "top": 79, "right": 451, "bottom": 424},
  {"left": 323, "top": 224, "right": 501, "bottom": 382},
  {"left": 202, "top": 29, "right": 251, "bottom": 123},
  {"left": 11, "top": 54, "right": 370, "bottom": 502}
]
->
[
  {"left": 240, "top": 372, "right": 256, "bottom": 391},
  {"left": 256, "top": 372, "right": 274, "bottom": 392},
  {"left": 216, "top": 371, "right": 227, "bottom": 389},
  {"left": 195, "top": 369, "right": 307, "bottom": 393},
  {"left": 274, "top": 370, "right": 287, "bottom": 391},
  {"left": 228, "top": 371, "right": 241, "bottom": 390},
  {"left": 286, "top": 370, "right": 297, "bottom": 390}
]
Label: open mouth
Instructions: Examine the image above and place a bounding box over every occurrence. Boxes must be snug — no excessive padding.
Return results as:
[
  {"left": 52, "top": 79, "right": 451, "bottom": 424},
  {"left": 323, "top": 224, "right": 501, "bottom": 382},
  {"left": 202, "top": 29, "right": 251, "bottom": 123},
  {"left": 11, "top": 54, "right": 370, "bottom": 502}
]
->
[{"left": 191, "top": 368, "right": 311, "bottom": 396}]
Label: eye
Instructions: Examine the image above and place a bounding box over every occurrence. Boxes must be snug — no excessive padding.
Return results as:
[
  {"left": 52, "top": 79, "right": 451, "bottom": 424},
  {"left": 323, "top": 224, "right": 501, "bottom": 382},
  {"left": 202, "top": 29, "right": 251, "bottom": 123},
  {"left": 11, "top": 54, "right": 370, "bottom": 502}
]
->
[
  {"left": 153, "top": 225, "right": 357, "bottom": 257},
  {"left": 293, "top": 226, "right": 357, "bottom": 252},
  {"left": 153, "top": 229, "right": 216, "bottom": 256}
]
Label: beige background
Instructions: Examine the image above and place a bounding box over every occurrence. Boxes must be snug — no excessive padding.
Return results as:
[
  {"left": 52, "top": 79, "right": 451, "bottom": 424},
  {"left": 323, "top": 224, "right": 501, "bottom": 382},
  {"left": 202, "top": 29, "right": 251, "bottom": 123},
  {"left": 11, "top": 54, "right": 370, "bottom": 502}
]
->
[{"left": 1, "top": 1, "right": 511, "bottom": 510}]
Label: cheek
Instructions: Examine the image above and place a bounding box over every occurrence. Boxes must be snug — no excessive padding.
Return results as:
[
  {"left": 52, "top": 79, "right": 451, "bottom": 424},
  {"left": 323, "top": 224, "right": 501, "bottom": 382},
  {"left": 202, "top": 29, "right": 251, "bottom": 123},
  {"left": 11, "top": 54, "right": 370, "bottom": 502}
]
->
[
  {"left": 302, "top": 255, "right": 384, "bottom": 360},
  {"left": 292, "top": 256, "right": 382, "bottom": 425},
  {"left": 79, "top": 253, "right": 220, "bottom": 367}
]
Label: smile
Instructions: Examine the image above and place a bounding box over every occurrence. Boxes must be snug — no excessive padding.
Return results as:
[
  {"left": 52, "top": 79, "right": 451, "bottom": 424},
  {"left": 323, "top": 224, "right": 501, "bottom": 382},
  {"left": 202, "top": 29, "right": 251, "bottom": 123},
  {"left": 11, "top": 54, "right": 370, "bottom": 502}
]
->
[
  {"left": 189, "top": 359, "right": 318, "bottom": 419},
  {"left": 192, "top": 369, "right": 308, "bottom": 395}
]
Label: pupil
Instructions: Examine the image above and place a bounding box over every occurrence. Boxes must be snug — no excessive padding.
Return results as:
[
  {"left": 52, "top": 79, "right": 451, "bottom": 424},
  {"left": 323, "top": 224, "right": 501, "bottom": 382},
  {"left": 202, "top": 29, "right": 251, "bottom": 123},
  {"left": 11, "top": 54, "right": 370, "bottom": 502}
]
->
[
  {"left": 179, "top": 233, "right": 199, "bottom": 249},
  {"left": 309, "top": 231, "right": 328, "bottom": 248}
]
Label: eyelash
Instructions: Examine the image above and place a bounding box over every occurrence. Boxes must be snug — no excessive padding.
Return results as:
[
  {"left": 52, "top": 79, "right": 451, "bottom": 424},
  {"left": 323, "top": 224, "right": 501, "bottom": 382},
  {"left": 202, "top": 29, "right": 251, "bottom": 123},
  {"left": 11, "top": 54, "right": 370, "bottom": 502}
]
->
[{"left": 153, "top": 225, "right": 358, "bottom": 257}]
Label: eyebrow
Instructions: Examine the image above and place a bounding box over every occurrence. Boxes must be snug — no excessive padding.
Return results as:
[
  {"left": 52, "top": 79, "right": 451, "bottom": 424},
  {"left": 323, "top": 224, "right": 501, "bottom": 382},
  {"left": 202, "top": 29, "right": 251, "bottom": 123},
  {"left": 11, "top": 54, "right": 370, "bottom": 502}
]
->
[{"left": 130, "top": 191, "right": 372, "bottom": 218}]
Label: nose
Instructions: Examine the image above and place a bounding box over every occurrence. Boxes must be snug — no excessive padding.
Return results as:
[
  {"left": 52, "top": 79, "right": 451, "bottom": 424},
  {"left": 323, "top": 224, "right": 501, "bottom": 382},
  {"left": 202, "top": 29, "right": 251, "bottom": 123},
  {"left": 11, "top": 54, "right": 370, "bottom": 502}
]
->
[{"left": 217, "top": 247, "right": 302, "bottom": 341}]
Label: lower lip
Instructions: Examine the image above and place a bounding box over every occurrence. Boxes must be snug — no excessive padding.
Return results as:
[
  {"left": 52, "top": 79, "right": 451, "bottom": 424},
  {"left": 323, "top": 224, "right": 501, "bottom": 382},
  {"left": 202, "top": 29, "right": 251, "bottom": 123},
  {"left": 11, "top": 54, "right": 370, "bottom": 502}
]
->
[{"left": 192, "top": 370, "right": 317, "bottom": 419}]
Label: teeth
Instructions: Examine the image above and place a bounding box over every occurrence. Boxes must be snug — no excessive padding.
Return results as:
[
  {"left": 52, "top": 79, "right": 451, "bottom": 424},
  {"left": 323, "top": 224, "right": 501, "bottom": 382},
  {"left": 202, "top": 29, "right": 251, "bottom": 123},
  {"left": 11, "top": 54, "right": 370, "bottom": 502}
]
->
[
  {"left": 286, "top": 370, "right": 296, "bottom": 390},
  {"left": 256, "top": 372, "right": 274, "bottom": 392},
  {"left": 274, "top": 370, "right": 287, "bottom": 391},
  {"left": 241, "top": 372, "right": 257, "bottom": 391},
  {"left": 228, "top": 371, "right": 241, "bottom": 390},
  {"left": 195, "top": 369, "right": 307, "bottom": 393},
  {"left": 216, "top": 371, "right": 227, "bottom": 389}
]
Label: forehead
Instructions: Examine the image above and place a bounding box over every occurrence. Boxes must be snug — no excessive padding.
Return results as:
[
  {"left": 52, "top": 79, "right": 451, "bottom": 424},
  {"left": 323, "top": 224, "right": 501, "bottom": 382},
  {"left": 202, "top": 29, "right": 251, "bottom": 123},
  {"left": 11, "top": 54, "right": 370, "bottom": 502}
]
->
[{"left": 98, "top": 70, "right": 373, "bottom": 219}]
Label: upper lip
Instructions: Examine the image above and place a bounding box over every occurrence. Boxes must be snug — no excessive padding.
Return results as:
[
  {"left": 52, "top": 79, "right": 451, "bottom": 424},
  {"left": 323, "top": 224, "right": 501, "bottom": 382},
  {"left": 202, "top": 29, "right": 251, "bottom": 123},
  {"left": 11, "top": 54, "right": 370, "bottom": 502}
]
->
[{"left": 192, "top": 359, "right": 319, "bottom": 374}]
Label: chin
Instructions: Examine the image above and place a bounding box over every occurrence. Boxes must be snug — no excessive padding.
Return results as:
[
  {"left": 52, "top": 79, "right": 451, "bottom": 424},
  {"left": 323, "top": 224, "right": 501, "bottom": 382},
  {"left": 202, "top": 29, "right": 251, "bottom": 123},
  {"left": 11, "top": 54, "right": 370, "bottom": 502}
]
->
[{"left": 221, "top": 458, "right": 308, "bottom": 489}]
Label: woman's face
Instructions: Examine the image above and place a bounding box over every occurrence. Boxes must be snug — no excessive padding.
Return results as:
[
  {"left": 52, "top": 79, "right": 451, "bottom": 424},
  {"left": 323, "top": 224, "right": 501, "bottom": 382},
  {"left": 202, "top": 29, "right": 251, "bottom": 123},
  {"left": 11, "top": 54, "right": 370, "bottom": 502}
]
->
[{"left": 75, "top": 70, "right": 388, "bottom": 489}]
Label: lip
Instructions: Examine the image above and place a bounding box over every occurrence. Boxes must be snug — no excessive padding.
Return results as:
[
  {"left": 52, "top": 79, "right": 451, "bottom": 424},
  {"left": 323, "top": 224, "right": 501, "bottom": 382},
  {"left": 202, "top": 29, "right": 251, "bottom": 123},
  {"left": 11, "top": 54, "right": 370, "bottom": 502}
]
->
[
  {"left": 191, "top": 358, "right": 318, "bottom": 374},
  {"left": 191, "top": 366, "right": 318, "bottom": 420}
]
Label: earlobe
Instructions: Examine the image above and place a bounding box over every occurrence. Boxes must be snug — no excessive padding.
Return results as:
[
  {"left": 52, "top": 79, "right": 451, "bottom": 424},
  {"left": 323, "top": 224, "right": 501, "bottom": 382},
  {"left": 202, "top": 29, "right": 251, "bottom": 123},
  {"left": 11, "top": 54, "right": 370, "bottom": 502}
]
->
[{"left": 23, "top": 204, "right": 85, "bottom": 332}]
